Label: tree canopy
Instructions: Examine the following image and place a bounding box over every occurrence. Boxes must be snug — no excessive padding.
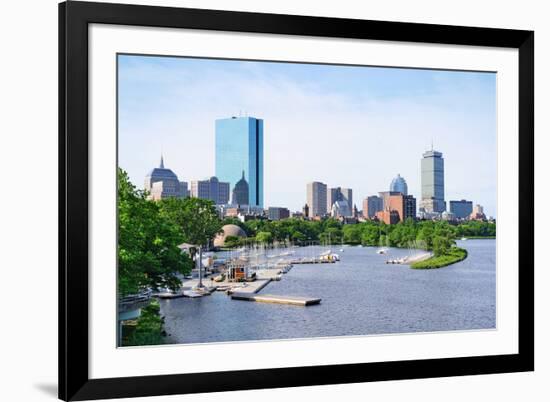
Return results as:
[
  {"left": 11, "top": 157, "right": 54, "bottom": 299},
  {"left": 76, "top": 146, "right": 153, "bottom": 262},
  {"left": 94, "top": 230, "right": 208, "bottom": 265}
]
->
[
  {"left": 117, "top": 169, "right": 193, "bottom": 296},
  {"left": 158, "top": 197, "right": 223, "bottom": 248}
]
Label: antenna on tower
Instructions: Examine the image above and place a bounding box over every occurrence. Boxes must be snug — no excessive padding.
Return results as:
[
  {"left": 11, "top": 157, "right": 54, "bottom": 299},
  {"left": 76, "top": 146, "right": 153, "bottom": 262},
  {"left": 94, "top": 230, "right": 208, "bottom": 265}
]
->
[{"left": 431, "top": 138, "right": 434, "bottom": 151}]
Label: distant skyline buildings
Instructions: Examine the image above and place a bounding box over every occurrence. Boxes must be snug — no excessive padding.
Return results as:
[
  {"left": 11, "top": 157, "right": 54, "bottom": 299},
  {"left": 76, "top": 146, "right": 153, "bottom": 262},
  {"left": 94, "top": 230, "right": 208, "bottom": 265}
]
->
[
  {"left": 190, "top": 176, "right": 230, "bottom": 205},
  {"left": 144, "top": 156, "right": 188, "bottom": 201},
  {"left": 118, "top": 55, "right": 497, "bottom": 217},
  {"left": 364, "top": 195, "right": 383, "bottom": 219},
  {"left": 450, "top": 199, "right": 473, "bottom": 219},
  {"left": 268, "top": 207, "right": 290, "bottom": 221},
  {"left": 377, "top": 191, "right": 416, "bottom": 224},
  {"left": 215, "top": 116, "right": 264, "bottom": 207},
  {"left": 420, "top": 149, "right": 446, "bottom": 213},
  {"left": 390, "top": 174, "right": 408, "bottom": 195},
  {"left": 331, "top": 200, "right": 351, "bottom": 218},
  {"left": 306, "top": 181, "right": 327, "bottom": 218},
  {"left": 327, "top": 187, "right": 353, "bottom": 217},
  {"left": 232, "top": 171, "right": 250, "bottom": 206}
]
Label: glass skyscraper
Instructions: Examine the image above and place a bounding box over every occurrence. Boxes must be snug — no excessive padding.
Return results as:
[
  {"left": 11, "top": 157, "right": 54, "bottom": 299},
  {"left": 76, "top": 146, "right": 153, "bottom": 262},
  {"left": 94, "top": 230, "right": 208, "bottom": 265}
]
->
[
  {"left": 215, "top": 116, "right": 264, "bottom": 207},
  {"left": 420, "top": 149, "right": 446, "bottom": 213}
]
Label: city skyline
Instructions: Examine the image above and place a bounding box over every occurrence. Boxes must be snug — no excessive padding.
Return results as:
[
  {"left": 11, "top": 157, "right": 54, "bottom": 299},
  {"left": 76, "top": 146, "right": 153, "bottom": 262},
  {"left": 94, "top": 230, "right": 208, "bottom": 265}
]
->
[{"left": 118, "top": 55, "right": 497, "bottom": 216}]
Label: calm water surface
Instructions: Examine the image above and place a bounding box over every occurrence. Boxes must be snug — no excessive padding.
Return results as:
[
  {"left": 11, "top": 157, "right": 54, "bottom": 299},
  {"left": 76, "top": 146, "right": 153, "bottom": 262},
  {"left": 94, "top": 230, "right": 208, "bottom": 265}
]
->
[{"left": 160, "top": 239, "right": 496, "bottom": 344}]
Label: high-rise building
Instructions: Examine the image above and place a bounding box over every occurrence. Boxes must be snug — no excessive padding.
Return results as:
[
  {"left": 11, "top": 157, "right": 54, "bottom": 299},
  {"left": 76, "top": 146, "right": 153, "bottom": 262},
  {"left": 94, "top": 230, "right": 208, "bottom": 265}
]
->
[
  {"left": 363, "top": 195, "right": 383, "bottom": 218},
  {"left": 306, "top": 181, "right": 327, "bottom": 218},
  {"left": 449, "top": 199, "right": 473, "bottom": 219},
  {"left": 420, "top": 149, "right": 445, "bottom": 213},
  {"left": 190, "top": 176, "right": 230, "bottom": 205},
  {"left": 327, "top": 187, "right": 353, "bottom": 215},
  {"left": 144, "top": 155, "right": 188, "bottom": 201},
  {"left": 268, "top": 207, "right": 290, "bottom": 221},
  {"left": 215, "top": 116, "right": 263, "bottom": 207},
  {"left": 378, "top": 191, "right": 416, "bottom": 223},
  {"left": 390, "top": 174, "right": 408, "bottom": 195},
  {"left": 231, "top": 171, "right": 249, "bottom": 205},
  {"left": 404, "top": 195, "right": 417, "bottom": 220},
  {"left": 331, "top": 200, "right": 351, "bottom": 218}
]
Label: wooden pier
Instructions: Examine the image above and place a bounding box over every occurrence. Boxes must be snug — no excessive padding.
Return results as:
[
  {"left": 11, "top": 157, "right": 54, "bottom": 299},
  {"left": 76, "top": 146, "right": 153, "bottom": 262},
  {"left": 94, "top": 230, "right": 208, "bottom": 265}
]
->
[
  {"left": 290, "top": 258, "right": 335, "bottom": 264},
  {"left": 231, "top": 293, "right": 321, "bottom": 306}
]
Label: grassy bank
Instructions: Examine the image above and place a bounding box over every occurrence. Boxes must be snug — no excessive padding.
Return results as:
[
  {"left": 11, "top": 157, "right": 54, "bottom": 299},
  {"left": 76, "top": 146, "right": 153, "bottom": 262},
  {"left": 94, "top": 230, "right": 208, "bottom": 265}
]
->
[{"left": 410, "top": 247, "right": 468, "bottom": 269}]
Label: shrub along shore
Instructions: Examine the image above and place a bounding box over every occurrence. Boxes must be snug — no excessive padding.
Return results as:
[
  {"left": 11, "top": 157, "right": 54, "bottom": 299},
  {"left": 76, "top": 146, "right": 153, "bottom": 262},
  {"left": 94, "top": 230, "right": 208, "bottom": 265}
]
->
[{"left": 410, "top": 247, "right": 468, "bottom": 269}]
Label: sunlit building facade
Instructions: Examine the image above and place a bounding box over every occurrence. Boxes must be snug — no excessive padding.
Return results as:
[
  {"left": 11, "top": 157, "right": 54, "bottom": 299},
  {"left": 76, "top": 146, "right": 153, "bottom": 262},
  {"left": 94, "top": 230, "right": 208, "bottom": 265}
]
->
[
  {"left": 190, "top": 176, "right": 230, "bottom": 205},
  {"left": 306, "top": 181, "right": 327, "bottom": 218},
  {"left": 420, "top": 149, "right": 446, "bottom": 213},
  {"left": 215, "top": 116, "right": 264, "bottom": 207}
]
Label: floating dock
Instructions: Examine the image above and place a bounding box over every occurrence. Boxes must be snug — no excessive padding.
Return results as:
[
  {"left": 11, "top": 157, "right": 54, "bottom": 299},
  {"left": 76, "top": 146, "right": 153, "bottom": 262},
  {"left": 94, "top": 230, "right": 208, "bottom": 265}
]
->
[
  {"left": 231, "top": 293, "right": 321, "bottom": 306},
  {"left": 291, "top": 258, "right": 335, "bottom": 264}
]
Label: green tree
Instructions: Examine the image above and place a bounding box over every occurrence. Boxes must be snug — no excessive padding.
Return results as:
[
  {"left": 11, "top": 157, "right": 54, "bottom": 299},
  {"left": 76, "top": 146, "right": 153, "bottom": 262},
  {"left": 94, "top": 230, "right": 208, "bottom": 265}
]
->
[
  {"left": 118, "top": 169, "right": 192, "bottom": 296},
  {"left": 223, "top": 235, "right": 241, "bottom": 248},
  {"left": 343, "top": 225, "right": 362, "bottom": 244},
  {"left": 158, "top": 197, "right": 223, "bottom": 250},
  {"left": 256, "top": 231, "right": 273, "bottom": 244}
]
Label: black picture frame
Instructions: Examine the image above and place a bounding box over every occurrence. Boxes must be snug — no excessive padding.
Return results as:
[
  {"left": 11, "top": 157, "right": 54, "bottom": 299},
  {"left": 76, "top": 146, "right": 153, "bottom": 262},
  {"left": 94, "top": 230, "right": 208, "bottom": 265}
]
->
[{"left": 59, "top": 1, "right": 534, "bottom": 400}]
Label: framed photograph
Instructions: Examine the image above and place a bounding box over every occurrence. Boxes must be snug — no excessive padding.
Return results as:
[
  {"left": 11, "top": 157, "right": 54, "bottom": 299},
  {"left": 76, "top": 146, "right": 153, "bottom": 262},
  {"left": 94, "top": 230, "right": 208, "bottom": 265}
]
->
[{"left": 59, "top": 1, "right": 534, "bottom": 400}]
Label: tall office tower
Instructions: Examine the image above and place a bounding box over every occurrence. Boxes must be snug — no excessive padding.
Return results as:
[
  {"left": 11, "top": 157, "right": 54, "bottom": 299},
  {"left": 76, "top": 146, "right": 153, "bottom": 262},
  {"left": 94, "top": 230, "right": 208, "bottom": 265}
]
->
[
  {"left": 363, "top": 195, "right": 383, "bottom": 219},
  {"left": 189, "top": 176, "right": 230, "bottom": 205},
  {"left": 215, "top": 116, "right": 263, "bottom": 207},
  {"left": 449, "top": 199, "right": 473, "bottom": 219},
  {"left": 231, "top": 171, "right": 249, "bottom": 205},
  {"left": 306, "top": 181, "right": 327, "bottom": 218},
  {"left": 144, "top": 155, "right": 188, "bottom": 201},
  {"left": 420, "top": 148, "right": 445, "bottom": 213},
  {"left": 390, "top": 174, "right": 408, "bottom": 195},
  {"left": 327, "top": 187, "right": 353, "bottom": 215}
]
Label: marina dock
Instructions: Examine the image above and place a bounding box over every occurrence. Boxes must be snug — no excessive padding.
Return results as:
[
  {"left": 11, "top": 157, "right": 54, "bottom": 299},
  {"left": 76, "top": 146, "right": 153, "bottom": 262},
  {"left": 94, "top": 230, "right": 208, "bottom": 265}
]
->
[
  {"left": 231, "top": 293, "right": 321, "bottom": 306},
  {"left": 291, "top": 258, "right": 336, "bottom": 264}
]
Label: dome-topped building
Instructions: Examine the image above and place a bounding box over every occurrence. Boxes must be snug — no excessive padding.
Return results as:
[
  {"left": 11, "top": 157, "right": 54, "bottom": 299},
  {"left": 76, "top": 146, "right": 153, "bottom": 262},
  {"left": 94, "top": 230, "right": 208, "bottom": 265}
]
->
[
  {"left": 390, "top": 174, "right": 408, "bottom": 195},
  {"left": 231, "top": 170, "right": 249, "bottom": 206},
  {"left": 144, "top": 155, "right": 188, "bottom": 200},
  {"left": 213, "top": 224, "right": 247, "bottom": 247}
]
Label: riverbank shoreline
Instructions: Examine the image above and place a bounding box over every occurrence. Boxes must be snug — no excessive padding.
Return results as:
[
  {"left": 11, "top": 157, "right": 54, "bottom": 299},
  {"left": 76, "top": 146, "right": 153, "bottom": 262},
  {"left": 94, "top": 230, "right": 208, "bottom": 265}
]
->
[{"left": 410, "top": 247, "right": 468, "bottom": 269}]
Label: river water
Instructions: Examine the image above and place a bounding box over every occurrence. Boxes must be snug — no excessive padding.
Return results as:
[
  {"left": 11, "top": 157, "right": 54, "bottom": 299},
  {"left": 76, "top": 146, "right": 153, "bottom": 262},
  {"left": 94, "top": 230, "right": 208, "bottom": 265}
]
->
[{"left": 160, "top": 239, "right": 496, "bottom": 344}]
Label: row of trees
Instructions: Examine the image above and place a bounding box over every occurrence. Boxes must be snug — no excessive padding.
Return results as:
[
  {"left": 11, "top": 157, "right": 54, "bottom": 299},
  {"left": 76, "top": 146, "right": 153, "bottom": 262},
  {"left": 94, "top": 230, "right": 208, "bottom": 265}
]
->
[{"left": 222, "top": 216, "right": 495, "bottom": 257}]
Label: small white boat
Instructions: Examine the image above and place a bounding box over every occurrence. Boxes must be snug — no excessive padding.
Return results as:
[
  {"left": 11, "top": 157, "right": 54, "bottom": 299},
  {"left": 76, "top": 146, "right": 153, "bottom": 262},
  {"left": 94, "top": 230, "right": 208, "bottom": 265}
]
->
[
  {"left": 461, "top": 237, "right": 467, "bottom": 241},
  {"left": 376, "top": 248, "right": 388, "bottom": 255}
]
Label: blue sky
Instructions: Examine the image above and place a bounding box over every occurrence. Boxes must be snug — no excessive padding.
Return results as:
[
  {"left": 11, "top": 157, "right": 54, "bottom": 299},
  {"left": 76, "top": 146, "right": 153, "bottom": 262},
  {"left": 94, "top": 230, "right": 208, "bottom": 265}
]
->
[{"left": 118, "top": 54, "right": 497, "bottom": 217}]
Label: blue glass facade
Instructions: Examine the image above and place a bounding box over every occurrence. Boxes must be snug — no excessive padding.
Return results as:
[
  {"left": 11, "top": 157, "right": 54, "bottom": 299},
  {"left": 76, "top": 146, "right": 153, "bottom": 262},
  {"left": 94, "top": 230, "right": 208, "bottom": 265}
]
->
[{"left": 215, "top": 117, "right": 264, "bottom": 207}]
